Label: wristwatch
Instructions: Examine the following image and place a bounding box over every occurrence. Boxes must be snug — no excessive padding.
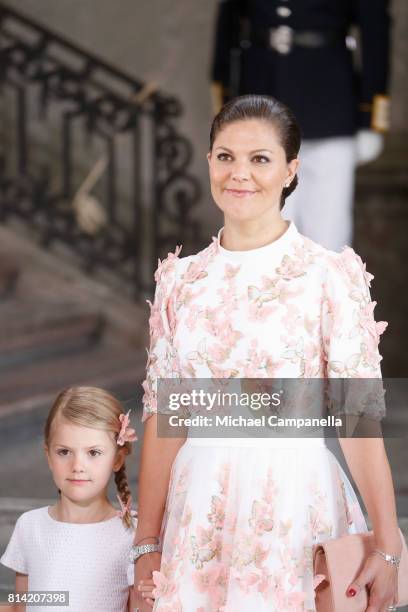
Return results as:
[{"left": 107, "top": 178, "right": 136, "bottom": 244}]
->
[{"left": 130, "top": 543, "right": 161, "bottom": 563}]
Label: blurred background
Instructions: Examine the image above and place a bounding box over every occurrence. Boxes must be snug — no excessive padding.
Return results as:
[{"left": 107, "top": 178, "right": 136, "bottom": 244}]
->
[{"left": 0, "top": 0, "right": 407, "bottom": 602}]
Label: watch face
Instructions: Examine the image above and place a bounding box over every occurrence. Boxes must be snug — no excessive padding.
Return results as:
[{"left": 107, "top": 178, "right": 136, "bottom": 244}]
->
[{"left": 130, "top": 546, "right": 141, "bottom": 562}]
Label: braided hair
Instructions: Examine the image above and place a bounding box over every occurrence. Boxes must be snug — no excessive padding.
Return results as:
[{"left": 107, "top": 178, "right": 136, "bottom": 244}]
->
[{"left": 114, "top": 463, "right": 134, "bottom": 529}]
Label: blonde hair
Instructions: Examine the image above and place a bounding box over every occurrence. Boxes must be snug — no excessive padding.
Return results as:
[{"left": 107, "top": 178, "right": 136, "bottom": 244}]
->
[{"left": 45, "top": 386, "right": 134, "bottom": 529}]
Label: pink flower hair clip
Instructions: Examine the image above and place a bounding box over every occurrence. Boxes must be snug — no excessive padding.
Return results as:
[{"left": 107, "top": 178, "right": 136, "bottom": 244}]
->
[
  {"left": 117, "top": 410, "right": 138, "bottom": 446},
  {"left": 116, "top": 495, "right": 137, "bottom": 519}
]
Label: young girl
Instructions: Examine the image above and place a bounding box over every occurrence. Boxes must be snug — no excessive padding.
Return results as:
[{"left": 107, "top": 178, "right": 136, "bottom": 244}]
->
[{"left": 1, "top": 386, "right": 153, "bottom": 611}]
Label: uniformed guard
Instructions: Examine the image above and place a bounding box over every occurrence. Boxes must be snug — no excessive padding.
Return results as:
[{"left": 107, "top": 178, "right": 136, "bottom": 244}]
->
[{"left": 211, "top": 0, "right": 391, "bottom": 251}]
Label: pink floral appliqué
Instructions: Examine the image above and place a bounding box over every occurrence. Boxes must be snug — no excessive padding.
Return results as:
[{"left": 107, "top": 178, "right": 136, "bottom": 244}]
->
[
  {"left": 152, "top": 570, "right": 177, "bottom": 600},
  {"left": 154, "top": 245, "right": 182, "bottom": 283}
]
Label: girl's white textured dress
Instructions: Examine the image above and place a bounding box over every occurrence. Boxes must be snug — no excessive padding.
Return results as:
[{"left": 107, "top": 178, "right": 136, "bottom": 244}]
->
[
  {"left": 143, "top": 222, "right": 387, "bottom": 612},
  {"left": 1, "top": 507, "right": 134, "bottom": 612}
]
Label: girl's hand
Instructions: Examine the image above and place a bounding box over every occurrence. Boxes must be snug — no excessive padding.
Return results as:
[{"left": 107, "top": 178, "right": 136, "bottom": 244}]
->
[
  {"left": 347, "top": 552, "right": 399, "bottom": 611},
  {"left": 134, "top": 551, "right": 161, "bottom": 611},
  {"left": 137, "top": 577, "right": 156, "bottom": 607}
]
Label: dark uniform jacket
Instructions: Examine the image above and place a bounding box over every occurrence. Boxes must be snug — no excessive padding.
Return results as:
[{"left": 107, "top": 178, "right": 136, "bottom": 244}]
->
[{"left": 211, "top": 0, "right": 390, "bottom": 139}]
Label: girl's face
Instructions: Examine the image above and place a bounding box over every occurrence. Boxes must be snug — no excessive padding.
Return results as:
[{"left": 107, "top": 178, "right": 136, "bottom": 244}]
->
[
  {"left": 45, "top": 419, "right": 124, "bottom": 504},
  {"left": 207, "top": 119, "right": 298, "bottom": 224}
]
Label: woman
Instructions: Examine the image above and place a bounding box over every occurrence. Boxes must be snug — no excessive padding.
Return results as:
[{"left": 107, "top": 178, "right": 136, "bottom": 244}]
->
[{"left": 133, "top": 96, "right": 401, "bottom": 611}]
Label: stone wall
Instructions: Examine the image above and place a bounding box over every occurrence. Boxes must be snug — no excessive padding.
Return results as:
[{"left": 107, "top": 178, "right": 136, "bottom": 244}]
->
[{"left": 390, "top": 0, "right": 408, "bottom": 131}]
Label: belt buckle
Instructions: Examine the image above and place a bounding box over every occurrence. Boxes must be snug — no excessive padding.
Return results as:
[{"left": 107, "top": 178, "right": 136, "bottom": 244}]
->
[{"left": 270, "top": 26, "right": 293, "bottom": 54}]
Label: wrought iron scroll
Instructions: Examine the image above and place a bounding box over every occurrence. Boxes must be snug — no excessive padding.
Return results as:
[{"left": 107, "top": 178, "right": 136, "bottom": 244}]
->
[{"left": 0, "top": 3, "right": 202, "bottom": 296}]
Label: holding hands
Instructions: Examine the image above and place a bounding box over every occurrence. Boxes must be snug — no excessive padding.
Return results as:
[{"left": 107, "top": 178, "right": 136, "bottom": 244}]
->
[{"left": 133, "top": 550, "right": 161, "bottom": 611}]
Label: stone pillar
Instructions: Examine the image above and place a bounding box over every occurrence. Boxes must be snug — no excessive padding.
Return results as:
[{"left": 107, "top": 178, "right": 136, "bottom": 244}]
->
[
  {"left": 390, "top": 0, "right": 408, "bottom": 132},
  {"left": 354, "top": 0, "right": 408, "bottom": 375}
]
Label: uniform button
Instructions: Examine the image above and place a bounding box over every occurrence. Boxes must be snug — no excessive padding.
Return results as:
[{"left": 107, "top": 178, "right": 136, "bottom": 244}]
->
[{"left": 276, "top": 6, "right": 292, "bottom": 18}]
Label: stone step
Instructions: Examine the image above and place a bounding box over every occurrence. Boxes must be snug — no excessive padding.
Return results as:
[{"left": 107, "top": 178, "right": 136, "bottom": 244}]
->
[
  {"left": 0, "top": 299, "right": 104, "bottom": 368},
  {"left": 0, "top": 257, "right": 19, "bottom": 301},
  {"left": 0, "top": 342, "right": 146, "bottom": 418}
]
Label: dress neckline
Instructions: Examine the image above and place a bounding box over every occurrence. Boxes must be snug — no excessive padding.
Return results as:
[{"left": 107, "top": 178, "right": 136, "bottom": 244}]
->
[
  {"left": 214, "top": 221, "right": 299, "bottom": 261},
  {"left": 45, "top": 506, "right": 119, "bottom": 527}
]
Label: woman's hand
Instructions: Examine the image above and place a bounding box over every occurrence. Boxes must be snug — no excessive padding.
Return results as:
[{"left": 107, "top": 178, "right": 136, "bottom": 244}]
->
[
  {"left": 347, "top": 553, "right": 399, "bottom": 611},
  {"left": 134, "top": 551, "right": 162, "bottom": 611}
]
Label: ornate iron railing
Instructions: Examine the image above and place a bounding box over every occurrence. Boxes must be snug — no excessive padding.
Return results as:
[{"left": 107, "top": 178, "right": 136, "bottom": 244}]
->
[{"left": 0, "top": 3, "right": 202, "bottom": 296}]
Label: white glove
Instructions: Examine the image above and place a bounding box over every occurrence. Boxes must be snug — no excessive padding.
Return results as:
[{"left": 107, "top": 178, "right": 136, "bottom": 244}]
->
[
  {"left": 73, "top": 193, "right": 107, "bottom": 235},
  {"left": 355, "top": 129, "right": 384, "bottom": 166}
]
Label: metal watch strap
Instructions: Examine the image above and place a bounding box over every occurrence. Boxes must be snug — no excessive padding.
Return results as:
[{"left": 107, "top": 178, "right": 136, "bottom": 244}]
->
[
  {"left": 130, "top": 543, "right": 160, "bottom": 563},
  {"left": 373, "top": 548, "right": 401, "bottom": 568}
]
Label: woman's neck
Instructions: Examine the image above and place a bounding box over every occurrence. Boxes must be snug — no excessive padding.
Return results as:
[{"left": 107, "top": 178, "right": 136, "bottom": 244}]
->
[
  {"left": 50, "top": 494, "right": 115, "bottom": 524},
  {"left": 221, "top": 216, "right": 289, "bottom": 252}
]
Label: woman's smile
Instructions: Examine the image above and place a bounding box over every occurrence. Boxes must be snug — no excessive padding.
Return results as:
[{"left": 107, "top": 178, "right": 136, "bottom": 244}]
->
[{"left": 224, "top": 188, "right": 259, "bottom": 198}]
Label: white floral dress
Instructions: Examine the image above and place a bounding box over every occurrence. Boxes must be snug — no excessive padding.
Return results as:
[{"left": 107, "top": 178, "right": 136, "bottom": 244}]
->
[{"left": 142, "top": 222, "right": 387, "bottom": 612}]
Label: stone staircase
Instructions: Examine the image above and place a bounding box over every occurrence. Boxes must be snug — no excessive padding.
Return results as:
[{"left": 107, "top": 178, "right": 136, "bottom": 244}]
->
[
  {"left": 0, "top": 224, "right": 149, "bottom": 418},
  {"left": 0, "top": 294, "right": 103, "bottom": 368}
]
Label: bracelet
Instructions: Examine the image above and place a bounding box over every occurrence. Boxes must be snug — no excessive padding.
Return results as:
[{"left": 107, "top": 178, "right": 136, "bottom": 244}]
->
[
  {"left": 130, "top": 543, "right": 161, "bottom": 564},
  {"left": 373, "top": 548, "right": 401, "bottom": 569},
  {"left": 134, "top": 535, "right": 160, "bottom": 546}
]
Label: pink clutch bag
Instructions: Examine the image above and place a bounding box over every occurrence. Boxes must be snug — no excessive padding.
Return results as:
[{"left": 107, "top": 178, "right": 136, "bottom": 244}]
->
[{"left": 313, "top": 529, "right": 408, "bottom": 611}]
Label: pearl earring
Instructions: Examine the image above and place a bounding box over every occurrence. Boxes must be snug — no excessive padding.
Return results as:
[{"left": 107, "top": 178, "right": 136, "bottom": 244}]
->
[{"left": 285, "top": 182, "right": 290, "bottom": 188}]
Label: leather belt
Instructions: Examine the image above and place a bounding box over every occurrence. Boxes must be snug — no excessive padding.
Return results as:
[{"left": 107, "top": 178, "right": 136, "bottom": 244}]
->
[{"left": 249, "top": 26, "right": 345, "bottom": 55}]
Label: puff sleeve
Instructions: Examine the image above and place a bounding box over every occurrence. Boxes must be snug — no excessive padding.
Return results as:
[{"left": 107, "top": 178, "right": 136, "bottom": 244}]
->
[
  {"left": 322, "top": 247, "right": 388, "bottom": 419},
  {"left": 141, "top": 247, "right": 181, "bottom": 422},
  {"left": 1, "top": 514, "right": 29, "bottom": 574}
]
